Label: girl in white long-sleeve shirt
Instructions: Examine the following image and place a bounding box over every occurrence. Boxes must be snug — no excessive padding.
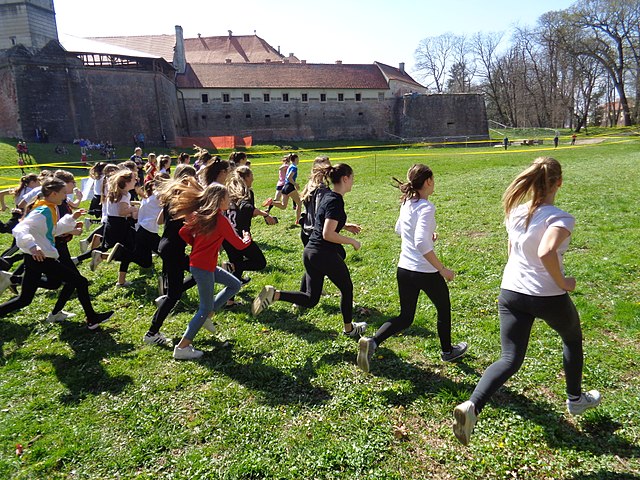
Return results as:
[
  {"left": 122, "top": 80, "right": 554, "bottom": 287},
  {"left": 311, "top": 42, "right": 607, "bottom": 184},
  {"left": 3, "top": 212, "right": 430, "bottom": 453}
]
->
[
  {"left": 0, "top": 178, "right": 113, "bottom": 329},
  {"left": 357, "top": 164, "right": 468, "bottom": 373}
]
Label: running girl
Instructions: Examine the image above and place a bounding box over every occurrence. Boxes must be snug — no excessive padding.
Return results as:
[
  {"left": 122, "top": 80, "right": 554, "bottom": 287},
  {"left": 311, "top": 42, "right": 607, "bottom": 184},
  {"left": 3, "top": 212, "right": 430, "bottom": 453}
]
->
[
  {"left": 357, "top": 164, "right": 468, "bottom": 373},
  {"left": 171, "top": 179, "right": 252, "bottom": 359},
  {"left": 265, "top": 153, "right": 302, "bottom": 224},
  {"left": 452, "top": 157, "right": 601, "bottom": 446},
  {"left": 252, "top": 163, "right": 366, "bottom": 339}
]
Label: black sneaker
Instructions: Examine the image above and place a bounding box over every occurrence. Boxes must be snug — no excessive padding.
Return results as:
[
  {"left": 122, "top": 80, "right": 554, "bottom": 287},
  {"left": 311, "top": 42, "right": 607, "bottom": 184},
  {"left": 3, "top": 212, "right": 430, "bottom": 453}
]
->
[
  {"left": 87, "top": 310, "right": 114, "bottom": 330},
  {"left": 441, "top": 342, "right": 468, "bottom": 362}
]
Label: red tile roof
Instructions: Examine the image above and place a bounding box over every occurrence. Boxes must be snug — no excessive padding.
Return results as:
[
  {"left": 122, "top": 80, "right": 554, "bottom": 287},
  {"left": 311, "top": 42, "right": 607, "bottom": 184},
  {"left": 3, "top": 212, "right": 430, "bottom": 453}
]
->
[
  {"left": 375, "top": 62, "right": 424, "bottom": 89},
  {"left": 176, "top": 63, "right": 392, "bottom": 89}
]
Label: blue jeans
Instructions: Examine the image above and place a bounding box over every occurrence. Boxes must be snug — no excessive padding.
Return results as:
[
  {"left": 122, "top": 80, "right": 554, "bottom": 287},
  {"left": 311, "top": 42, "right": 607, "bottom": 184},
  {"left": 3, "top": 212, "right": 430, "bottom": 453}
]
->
[{"left": 183, "top": 266, "right": 241, "bottom": 341}]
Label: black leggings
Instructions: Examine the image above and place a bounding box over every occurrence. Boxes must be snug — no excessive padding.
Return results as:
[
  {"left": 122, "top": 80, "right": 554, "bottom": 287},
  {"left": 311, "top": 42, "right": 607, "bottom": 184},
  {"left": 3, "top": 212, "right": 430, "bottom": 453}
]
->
[
  {"left": 372, "top": 267, "right": 452, "bottom": 351},
  {"left": 148, "top": 252, "right": 195, "bottom": 335},
  {"left": 278, "top": 247, "right": 353, "bottom": 325},
  {"left": 0, "top": 254, "right": 97, "bottom": 318},
  {"left": 223, "top": 240, "right": 266, "bottom": 279},
  {"left": 469, "top": 289, "right": 583, "bottom": 413},
  {"left": 115, "top": 227, "right": 160, "bottom": 274}
]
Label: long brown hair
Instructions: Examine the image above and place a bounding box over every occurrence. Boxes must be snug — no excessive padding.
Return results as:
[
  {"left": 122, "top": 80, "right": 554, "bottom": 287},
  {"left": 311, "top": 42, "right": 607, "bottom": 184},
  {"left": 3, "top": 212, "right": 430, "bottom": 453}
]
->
[
  {"left": 166, "top": 176, "right": 228, "bottom": 235},
  {"left": 503, "top": 156, "right": 563, "bottom": 229},
  {"left": 13, "top": 173, "right": 39, "bottom": 197},
  {"left": 227, "top": 166, "right": 252, "bottom": 204},
  {"left": 393, "top": 164, "right": 433, "bottom": 204},
  {"left": 301, "top": 156, "right": 331, "bottom": 202},
  {"left": 107, "top": 170, "right": 134, "bottom": 203}
]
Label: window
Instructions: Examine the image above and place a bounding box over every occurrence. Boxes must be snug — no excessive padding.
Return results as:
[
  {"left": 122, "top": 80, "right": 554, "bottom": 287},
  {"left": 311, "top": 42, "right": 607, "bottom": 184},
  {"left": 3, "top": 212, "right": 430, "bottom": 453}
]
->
[
  {"left": 263, "top": 93, "right": 270, "bottom": 102},
  {"left": 284, "top": 114, "right": 290, "bottom": 118},
  {"left": 301, "top": 93, "right": 308, "bottom": 102},
  {"left": 243, "top": 93, "right": 251, "bottom": 102},
  {"left": 201, "top": 94, "right": 209, "bottom": 104},
  {"left": 355, "top": 93, "right": 362, "bottom": 102},
  {"left": 222, "top": 93, "right": 230, "bottom": 103},
  {"left": 10, "top": 37, "right": 17, "bottom": 46},
  {"left": 265, "top": 114, "right": 271, "bottom": 118},
  {"left": 378, "top": 92, "right": 385, "bottom": 101},
  {"left": 246, "top": 114, "right": 252, "bottom": 118},
  {"left": 338, "top": 93, "right": 344, "bottom": 102},
  {"left": 320, "top": 93, "right": 327, "bottom": 102},
  {"left": 282, "top": 93, "right": 289, "bottom": 102},
  {"left": 224, "top": 114, "right": 231, "bottom": 119}
]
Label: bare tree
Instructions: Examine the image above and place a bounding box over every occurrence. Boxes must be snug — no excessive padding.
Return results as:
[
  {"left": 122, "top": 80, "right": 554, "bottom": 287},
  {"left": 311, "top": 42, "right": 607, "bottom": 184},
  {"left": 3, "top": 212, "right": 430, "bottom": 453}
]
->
[{"left": 414, "top": 33, "right": 461, "bottom": 93}]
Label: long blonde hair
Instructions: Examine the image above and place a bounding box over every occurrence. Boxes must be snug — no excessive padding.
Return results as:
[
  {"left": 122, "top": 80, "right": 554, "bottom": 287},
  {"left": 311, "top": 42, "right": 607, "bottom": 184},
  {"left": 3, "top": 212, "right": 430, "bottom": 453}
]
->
[
  {"left": 502, "top": 156, "right": 563, "bottom": 229},
  {"left": 301, "top": 156, "right": 331, "bottom": 202},
  {"left": 227, "top": 166, "right": 252, "bottom": 204},
  {"left": 165, "top": 176, "right": 228, "bottom": 235}
]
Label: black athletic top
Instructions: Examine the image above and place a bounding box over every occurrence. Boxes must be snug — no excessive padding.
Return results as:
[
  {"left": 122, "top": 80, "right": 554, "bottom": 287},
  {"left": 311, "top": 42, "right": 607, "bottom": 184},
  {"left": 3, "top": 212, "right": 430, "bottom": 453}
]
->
[
  {"left": 225, "top": 191, "right": 255, "bottom": 235},
  {"left": 301, "top": 185, "right": 330, "bottom": 237},
  {"left": 158, "top": 204, "right": 186, "bottom": 255},
  {"left": 306, "top": 191, "right": 346, "bottom": 254}
]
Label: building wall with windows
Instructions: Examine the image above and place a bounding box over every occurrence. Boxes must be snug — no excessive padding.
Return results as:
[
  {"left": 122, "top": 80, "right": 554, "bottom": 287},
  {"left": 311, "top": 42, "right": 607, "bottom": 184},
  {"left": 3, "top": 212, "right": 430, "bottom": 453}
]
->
[
  {"left": 0, "top": 0, "right": 58, "bottom": 50},
  {"left": 181, "top": 87, "right": 394, "bottom": 141}
]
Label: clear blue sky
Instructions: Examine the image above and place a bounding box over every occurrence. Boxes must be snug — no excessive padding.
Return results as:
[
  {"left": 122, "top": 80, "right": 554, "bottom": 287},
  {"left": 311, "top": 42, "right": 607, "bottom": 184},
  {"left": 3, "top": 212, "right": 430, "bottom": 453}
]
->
[{"left": 54, "top": 0, "right": 576, "bottom": 73}]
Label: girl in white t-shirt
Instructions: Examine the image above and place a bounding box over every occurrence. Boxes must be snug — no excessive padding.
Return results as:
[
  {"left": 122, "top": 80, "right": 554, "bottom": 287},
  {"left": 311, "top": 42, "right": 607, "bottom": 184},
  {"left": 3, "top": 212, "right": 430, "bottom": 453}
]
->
[
  {"left": 356, "top": 164, "right": 467, "bottom": 373},
  {"left": 453, "top": 157, "right": 601, "bottom": 446}
]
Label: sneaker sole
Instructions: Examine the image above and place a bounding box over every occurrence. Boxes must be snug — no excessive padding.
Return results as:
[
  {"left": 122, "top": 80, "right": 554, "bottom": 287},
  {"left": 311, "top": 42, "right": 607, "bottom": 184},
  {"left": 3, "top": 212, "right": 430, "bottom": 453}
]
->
[
  {"left": 357, "top": 338, "right": 371, "bottom": 373},
  {"left": 453, "top": 407, "right": 472, "bottom": 446}
]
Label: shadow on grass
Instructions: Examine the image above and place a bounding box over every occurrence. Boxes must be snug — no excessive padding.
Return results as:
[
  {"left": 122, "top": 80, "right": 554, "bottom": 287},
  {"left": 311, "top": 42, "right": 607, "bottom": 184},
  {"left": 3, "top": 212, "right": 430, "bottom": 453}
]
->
[
  {"left": 0, "top": 318, "right": 32, "bottom": 365},
  {"left": 481, "top": 387, "right": 640, "bottom": 460},
  {"left": 249, "top": 307, "right": 335, "bottom": 344},
  {"left": 37, "top": 321, "right": 134, "bottom": 404},
  {"left": 563, "top": 472, "right": 640, "bottom": 480},
  {"left": 199, "top": 343, "right": 331, "bottom": 406}
]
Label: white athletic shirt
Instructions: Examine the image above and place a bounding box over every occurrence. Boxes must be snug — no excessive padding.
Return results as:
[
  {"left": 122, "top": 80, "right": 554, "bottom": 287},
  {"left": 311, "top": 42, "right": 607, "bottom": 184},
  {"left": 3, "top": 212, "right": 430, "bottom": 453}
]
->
[
  {"left": 93, "top": 176, "right": 104, "bottom": 196},
  {"left": 136, "top": 194, "right": 162, "bottom": 233},
  {"left": 501, "top": 203, "right": 575, "bottom": 296},
  {"left": 396, "top": 198, "right": 438, "bottom": 273},
  {"left": 105, "top": 192, "right": 131, "bottom": 217}
]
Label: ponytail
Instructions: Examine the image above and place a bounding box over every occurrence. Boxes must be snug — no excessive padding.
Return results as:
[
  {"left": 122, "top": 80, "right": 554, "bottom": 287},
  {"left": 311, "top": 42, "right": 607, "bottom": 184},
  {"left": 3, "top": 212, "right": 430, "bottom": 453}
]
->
[
  {"left": 503, "top": 156, "right": 562, "bottom": 229},
  {"left": 393, "top": 164, "right": 433, "bottom": 203}
]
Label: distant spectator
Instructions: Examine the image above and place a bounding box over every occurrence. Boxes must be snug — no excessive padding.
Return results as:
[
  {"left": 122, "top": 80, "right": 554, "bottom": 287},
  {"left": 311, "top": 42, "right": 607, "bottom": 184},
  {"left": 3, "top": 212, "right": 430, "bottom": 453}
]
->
[
  {"left": 503, "top": 137, "right": 509, "bottom": 150},
  {"left": 137, "top": 132, "right": 145, "bottom": 149},
  {"left": 553, "top": 134, "right": 559, "bottom": 148},
  {"left": 571, "top": 134, "right": 577, "bottom": 146}
]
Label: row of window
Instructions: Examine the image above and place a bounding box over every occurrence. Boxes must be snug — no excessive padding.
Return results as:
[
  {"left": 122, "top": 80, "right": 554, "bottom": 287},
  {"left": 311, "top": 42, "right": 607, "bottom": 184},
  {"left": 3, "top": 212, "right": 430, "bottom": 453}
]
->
[
  {"left": 201, "top": 92, "right": 382, "bottom": 104},
  {"left": 200, "top": 111, "right": 366, "bottom": 120}
]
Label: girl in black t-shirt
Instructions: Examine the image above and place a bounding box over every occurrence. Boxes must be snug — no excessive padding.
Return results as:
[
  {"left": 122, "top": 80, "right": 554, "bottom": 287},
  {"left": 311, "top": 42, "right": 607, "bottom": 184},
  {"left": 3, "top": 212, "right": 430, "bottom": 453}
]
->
[
  {"left": 252, "top": 164, "right": 367, "bottom": 338},
  {"left": 222, "top": 167, "right": 276, "bottom": 300}
]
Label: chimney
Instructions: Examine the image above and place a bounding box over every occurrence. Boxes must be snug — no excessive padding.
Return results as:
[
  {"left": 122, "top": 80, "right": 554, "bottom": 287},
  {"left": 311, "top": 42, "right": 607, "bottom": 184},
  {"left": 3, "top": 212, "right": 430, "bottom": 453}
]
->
[
  {"left": 335, "top": 60, "right": 342, "bottom": 65},
  {"left": 265, "top": 59, "right": 271, "bottom": 63},
  {"left": 225, "top": 58, "right": 232, "bottom": 63},
  {"left": 173, "top": 25, "right": 187, "bottom": 74},
  {"left": 399, "top": 62, "right": 405, "bottom": 73},
  {"left": 277, "top": 45, "right": 281, "bottom": 54},
  {"left": 228, "top": 30, "right": 233, "bottom": 38},
  {"left": 283, "top": 59, "right": 289, "bottom": 64},
  {"left": 301, "top": 60, "right": 306, "bottom": 64}
]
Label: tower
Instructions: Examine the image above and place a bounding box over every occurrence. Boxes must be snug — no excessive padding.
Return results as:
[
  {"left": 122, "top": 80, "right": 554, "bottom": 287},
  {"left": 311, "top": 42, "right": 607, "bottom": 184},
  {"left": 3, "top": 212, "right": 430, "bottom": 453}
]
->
[{"left": 0, "top": 0, "right": 58, "bottom": 51}]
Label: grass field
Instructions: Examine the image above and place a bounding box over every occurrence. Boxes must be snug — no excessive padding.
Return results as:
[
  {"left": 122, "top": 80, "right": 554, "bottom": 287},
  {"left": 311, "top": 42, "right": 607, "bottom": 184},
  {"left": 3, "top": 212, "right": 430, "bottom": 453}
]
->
[{"left": 0, "top": 136, "right": 638, "bottom": 479}]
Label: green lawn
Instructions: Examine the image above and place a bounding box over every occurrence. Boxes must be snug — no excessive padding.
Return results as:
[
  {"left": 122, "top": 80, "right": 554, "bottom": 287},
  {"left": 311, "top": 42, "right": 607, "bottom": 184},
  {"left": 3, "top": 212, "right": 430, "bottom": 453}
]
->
[{"left": 0, "top": 137, "right": 638, "bottom": 479}]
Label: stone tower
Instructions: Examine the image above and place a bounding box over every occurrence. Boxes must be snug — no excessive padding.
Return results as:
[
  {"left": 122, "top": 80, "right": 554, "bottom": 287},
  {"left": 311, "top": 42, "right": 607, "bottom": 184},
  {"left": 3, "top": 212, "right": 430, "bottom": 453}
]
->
[{"left": 0, "top": 0, "right": 58, "bottom": 50}]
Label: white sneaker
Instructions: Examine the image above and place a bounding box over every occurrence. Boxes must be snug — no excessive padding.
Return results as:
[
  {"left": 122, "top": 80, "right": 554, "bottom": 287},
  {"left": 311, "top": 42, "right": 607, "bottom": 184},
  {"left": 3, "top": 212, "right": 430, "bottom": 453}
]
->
[
  {"left": 567, "top": 390, "right": 601, "bottom": 415},
  {"left": 83, "top": 217, "right": 92, "bottom": 231},
  {"left": 173, "top": 344, "right": 204, "bottom": 360},
  {"left": 90, "top": 250, "right": 103, "bottom": 272},
  {"left": 343, "top": 321, "right": 367, "bottom": 339},
  {"left": 453, "top": 401, "right": 477, "bottom": 446},
  {"left": 115, "top": 281, "right": 132, "bottom": 287},
  {"left": 203, "top": 317, "right": 217, "bottom": 334},
  {"left": 154, "top": 295, "right": 168, "bottom": 308},
  {"left": 251, "top": 285, "right": 275, "bottom": 315},
  {"left": 46, "top": 310, "right": 76, "bottom": 323},
  {"left": 106, "top": 243, "right": 123, "bottom": 263},
  {"left": 0, "top": 271, "right": 12, "bottom": 294},
  {"left": 143, "top": 332, "right": 171, "bottom": 346},
  {"left": 79, "top": 238, "right": 89, "bottom": 254}
]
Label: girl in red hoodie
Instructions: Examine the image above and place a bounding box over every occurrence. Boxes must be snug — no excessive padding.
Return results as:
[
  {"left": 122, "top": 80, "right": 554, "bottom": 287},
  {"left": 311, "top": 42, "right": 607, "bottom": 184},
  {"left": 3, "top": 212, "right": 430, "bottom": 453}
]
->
[{"left": 171, "top": 178, "right": 251, "bottom": 360}]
